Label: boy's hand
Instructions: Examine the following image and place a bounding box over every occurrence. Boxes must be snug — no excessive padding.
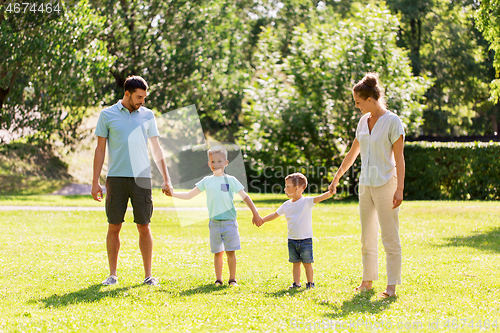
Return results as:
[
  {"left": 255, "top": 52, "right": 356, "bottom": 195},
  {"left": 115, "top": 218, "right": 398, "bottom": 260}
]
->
[{"left": 252, "top": 214, "right": 263, "bottom": 227}]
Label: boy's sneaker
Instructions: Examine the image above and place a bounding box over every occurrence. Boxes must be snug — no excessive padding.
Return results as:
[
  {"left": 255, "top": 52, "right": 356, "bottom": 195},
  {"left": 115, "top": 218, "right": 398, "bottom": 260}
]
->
[
  {"left": 306, "top": 282, "right": 315, "bottom": 289},
  {"left": 144, "top": 276, "right": 159, "bottom": 286},
  {"left": 102, "top": 275, "right": 118, "bottom": 286},
  {"left": 289, "top": 282, "right": 301, "bottom": 289}
]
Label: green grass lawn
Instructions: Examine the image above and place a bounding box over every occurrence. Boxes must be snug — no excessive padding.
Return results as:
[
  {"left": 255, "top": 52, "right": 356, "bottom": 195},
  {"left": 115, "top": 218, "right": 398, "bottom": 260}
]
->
[
  {"left": 0, "top": 190, "right": 291, "bottom": 208},
  {"left": 0, "top": 199, "right": 499, "bottom": 332}
]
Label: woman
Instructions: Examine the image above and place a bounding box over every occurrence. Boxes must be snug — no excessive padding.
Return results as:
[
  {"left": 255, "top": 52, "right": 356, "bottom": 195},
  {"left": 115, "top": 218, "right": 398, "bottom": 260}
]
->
[{"left": 329, "top": 73, "right": 405, "bottom": 298}]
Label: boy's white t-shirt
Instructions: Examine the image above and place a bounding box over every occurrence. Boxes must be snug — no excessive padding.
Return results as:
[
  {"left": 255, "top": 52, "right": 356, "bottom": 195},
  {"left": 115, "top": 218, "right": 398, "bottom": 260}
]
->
[{"left": 276, "top": 196, "right": 315, "bottom": 240}]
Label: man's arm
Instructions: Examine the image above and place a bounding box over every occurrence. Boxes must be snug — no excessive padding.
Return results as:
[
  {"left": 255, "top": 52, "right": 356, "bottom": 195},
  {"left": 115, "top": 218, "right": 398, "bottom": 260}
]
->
[
  {"left": 313, "top": 191, "right": 333, "bottom": 204},
  {"left": 238, "top": 190, "right": 263, "bottom": 226},
  {"left": 91, "top": 136, "right": 107, "bottom": 202},
  {"left": 149, "top": 136, "right": 171, "bottom": 195}
]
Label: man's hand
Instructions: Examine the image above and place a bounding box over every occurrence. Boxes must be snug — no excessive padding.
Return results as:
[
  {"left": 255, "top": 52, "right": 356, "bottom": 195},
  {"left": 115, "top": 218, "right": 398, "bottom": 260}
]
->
[
  {"left": 162, "top": 182, "right": 173, "bottom": 196},
  {"left": 91, "top": 183, "right": 103, "bottom": 202}
]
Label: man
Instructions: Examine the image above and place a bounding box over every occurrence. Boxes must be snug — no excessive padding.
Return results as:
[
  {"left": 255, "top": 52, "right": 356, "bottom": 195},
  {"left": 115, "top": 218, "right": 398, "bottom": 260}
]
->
[{"left": 91, "top": 76, "right": 170, "bottom": 286}]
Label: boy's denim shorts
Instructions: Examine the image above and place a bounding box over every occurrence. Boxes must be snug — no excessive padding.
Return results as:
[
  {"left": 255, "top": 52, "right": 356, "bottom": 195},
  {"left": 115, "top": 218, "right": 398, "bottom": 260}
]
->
[
  {"left": 288, "top": 238, "right": 314, "bottom": 263},
  {"left": 209, "top": 220, "right": 241, "bottom": 253}
]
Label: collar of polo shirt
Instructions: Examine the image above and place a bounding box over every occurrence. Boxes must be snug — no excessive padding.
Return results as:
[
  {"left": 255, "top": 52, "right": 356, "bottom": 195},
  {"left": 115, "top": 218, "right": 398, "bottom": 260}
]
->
[{"left": 118, "top": 101, "right": 142, "bottom": 114}]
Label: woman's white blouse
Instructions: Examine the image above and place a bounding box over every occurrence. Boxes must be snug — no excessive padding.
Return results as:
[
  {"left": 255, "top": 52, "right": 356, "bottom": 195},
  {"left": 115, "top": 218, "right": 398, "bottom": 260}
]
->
[{"left": 356, "top": 111, "right": 405, "bottom": 187}]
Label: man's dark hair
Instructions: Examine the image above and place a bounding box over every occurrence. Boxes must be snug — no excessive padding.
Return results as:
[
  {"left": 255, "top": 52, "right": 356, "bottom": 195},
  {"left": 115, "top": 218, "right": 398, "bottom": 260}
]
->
[{"left": 124, "top": 76, "right": 148, "bottom": 93}]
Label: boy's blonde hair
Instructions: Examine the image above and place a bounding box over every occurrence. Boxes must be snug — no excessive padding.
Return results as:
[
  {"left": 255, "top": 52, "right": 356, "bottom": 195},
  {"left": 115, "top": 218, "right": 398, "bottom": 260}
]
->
[
  {"left": 207, "top": 145, "right": 228, "bottom": 160},
  {"left": 285, "top": 172, "right": 308, "bottom": 188}
]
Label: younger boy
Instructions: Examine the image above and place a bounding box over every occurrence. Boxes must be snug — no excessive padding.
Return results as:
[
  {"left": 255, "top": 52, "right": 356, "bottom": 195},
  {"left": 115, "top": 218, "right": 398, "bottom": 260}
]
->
[
  {"left": 259, "top": 172, "right": 332, "bottom": 289},
  {"left": 167, "top": 145, "right": 262, "bottom": 286}
]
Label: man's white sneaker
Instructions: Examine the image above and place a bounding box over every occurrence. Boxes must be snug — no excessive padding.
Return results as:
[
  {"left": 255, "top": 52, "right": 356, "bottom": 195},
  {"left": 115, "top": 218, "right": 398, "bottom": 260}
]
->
[
  {"left": 102, "top": 275, "right": 118, "bottom": 285},
  {"left": 144, "top": 276, "right": 159, "bottom": 286}
]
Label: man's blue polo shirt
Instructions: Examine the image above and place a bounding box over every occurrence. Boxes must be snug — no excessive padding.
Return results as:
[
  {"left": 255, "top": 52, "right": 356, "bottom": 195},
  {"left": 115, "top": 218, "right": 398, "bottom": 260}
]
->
[{"left": 95, "top": 101, "right": 159, "bottom": 178}]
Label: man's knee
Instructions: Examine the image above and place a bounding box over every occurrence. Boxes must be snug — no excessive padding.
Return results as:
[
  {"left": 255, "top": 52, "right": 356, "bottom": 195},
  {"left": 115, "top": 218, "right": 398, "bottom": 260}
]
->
[
  {"left": 136, "top": 223, "right": 151, "bottom": 235},
  {"left": 107, "top": 223, "right": 122, "bottom": 235}
]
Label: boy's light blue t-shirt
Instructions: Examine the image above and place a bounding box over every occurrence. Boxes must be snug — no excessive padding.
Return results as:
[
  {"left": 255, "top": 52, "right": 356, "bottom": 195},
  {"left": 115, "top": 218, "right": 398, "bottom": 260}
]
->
[
  {"left": 196, "top": 175, "right": 245, "bottom": 221},
  {"left": 95, "top": 101, "right": 159, "bottom": 178}
]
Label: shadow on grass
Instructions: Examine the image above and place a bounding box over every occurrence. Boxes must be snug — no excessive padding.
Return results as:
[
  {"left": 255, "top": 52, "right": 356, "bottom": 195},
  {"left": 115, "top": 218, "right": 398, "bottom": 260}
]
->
[
  {"left": 33, "top": 283, "right": 142, "bottom": 308},
  {"left": 265, "top": 287, "right": 306, "bottom": 298},
  {"left": 320, "top": 289, "right": 397, "bottom": 319},
  {"left": 177, "top": 283, "right": 230, "bottom": 296},
  {"left": 439, "top": 227, "right": 500, "bottom": 253}
]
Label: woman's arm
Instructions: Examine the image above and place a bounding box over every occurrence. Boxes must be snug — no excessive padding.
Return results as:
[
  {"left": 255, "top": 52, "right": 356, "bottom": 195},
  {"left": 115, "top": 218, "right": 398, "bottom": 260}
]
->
[
  {"left": 329, "top": 138, "right": 361, "bottom": 193},
  {"left": 171, "top": 187, "right": 202, "bottom": 200},
  {"left": 392, "top": 135, "right": 405, "bottom": 209}
]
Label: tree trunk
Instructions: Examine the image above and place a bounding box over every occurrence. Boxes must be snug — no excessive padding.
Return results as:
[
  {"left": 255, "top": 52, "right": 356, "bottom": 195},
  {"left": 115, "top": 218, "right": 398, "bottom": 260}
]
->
[
  {"left": 0, "top": 69, "right": 18, "bottom": 128},
  {"left": 410, "top": 18, "right": 421, "bottom": 77},
  {"left": 492, "top": 105, "right": 499, "bottom": 135}
]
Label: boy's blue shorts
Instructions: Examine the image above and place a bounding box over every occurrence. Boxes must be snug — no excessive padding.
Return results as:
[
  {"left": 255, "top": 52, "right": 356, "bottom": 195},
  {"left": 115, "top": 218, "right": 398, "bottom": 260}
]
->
[
  {"left": 288, "top": 238, "right": 314, "bottom": 263},
  {"left": 209, "top": 220, "right": 241, "bottom": 253}
]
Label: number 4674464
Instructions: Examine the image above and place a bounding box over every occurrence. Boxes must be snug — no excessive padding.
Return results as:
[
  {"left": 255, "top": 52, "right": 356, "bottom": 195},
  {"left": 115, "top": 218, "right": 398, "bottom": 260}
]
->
[{"left": 6, "top": 2, "right": 61, "bottom": 14}]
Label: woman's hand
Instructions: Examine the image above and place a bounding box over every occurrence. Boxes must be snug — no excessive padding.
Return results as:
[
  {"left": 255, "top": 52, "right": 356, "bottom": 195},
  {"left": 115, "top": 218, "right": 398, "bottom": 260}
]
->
[{"left": 393, "top": 189, "right": 403, "bottom": 209}]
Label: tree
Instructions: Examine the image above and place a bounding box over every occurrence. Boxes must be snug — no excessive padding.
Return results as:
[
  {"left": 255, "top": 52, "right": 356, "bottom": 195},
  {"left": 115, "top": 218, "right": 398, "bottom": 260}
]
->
[
  {"left": 88, "top": 0, "right": 259, "bottom": 141},
  {"left": 476, "top": 0, "right": 500, "bottom": 104},
  {"left": 476, "top": 0, "right": 500, "bottom": 133},
  {"left": 240, "top": 4, "right": 431, "bottom": 193},
  {"left": 0, "top": 0, "right": 112, "bottom": 145},
  {"left": 88, "top": 0, "right": 370, "bottom": 142},
  {"left": 387, "top": 0, "right": 498, "bottom": 136}
]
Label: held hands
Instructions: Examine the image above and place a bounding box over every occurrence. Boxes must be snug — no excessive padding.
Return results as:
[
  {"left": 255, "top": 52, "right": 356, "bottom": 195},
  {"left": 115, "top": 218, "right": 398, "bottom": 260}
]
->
[
  {"left": 91, "top": 183, "right": 103, "bottom": 202},
  {"left": 393, "top": 189, "right": 403, "bottom": 209},
  {"left": 328, "top": 179, "right": 339, "bottom": 194},
  {"left": 252, "top": 214, "right": 264, "bottom": 227},
  {"left": 162, "top": 181, "right": 173, "bottom": 197}
]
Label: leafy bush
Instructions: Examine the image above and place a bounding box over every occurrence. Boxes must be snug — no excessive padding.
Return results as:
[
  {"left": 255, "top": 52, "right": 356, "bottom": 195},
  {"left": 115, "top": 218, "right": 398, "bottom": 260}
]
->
[{"left": 405, "top": 141, "right": 500, "bottom": 200}]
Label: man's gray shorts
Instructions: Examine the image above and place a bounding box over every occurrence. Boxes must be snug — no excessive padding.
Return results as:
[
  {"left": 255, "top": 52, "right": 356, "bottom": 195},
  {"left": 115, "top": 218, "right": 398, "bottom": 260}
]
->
[{"left": 209, "top": 219, "right": 241, "bottom": 253}]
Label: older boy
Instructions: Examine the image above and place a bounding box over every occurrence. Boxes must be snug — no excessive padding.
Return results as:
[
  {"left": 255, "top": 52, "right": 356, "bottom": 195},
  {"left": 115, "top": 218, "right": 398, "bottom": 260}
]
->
[
  {"left": 167, "top": 145, "right": 262, "bottom": 286},
  {"left": 259, "top": 173, "right": 332, "bottom": 289}
]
